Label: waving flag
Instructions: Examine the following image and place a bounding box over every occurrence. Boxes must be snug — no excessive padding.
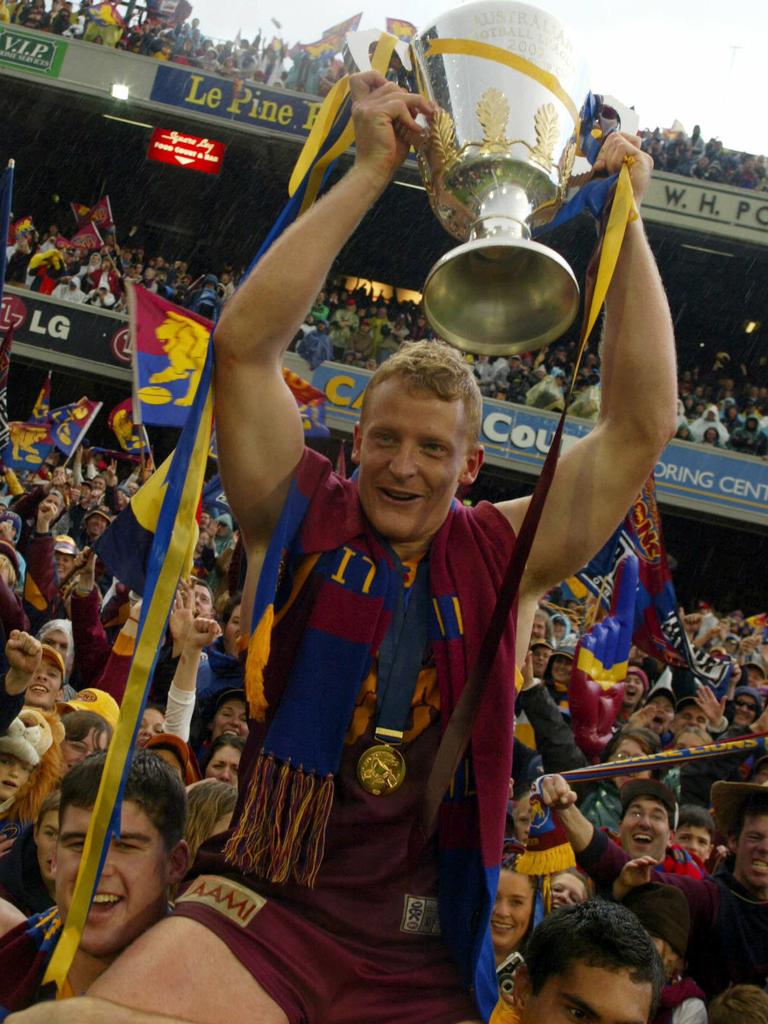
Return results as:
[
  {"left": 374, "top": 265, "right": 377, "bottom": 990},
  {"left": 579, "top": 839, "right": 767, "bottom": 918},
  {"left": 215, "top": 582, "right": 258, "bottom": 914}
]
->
[
  {"left": 30, "top": 373, "right": 51, "bottom": 424},
  {"left": 385, "top": 17, "right": 416, "bottom": 40},
  {"left": 2, "top": 421, "right": 54, "bottom": 470},
  {"left": 130, "top": 286, "right": 212, "bottom": 428},
  {"left": 108, "top": 398, "right": 149, "bottom": 454},
  {"left": 574, "top": 477, "right": 732, "bottom": 693},
  {"left": 70, "top": 222, "right": 104, "bottom": 251},
  {"left": 201, "top": 474, "right": 230, "bottom": 519},
  {"left": 300, "top": 16, "right": 361, "bottom": 58},
  {"left": 49, "top": 398, "right": 102, "bottom": 457},
  {"left": 10, "top": 214, "right": 34, "bottom": 242},
  {"left": 71, "top": 195, "right": 114, "bottom": 232}
]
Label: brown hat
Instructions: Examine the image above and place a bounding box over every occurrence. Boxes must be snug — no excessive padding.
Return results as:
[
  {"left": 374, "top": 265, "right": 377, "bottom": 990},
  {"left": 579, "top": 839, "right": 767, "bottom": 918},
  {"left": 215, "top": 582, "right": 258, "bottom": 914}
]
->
[
  {"left": 84, "top": 505, "right": 113, "bottom": 525},
  {"left": 711, "top": 780, "right": 768, "bottom": 837},
  {"left": 624, "top": 882, "right": 690, "bottom": 958},
  {"left": 145, "top": 732, "right": 201, "bottom": 786}
]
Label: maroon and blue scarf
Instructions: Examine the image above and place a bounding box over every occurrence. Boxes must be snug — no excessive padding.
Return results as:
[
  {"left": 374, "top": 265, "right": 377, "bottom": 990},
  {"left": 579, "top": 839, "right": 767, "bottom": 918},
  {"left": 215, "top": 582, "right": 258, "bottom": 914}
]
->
[
  {"left": 225, "top": 448, "right": 518, "bottom": 1020},
  {"left": 0, "top": 907, "right": 61, "bottom": 1017}
]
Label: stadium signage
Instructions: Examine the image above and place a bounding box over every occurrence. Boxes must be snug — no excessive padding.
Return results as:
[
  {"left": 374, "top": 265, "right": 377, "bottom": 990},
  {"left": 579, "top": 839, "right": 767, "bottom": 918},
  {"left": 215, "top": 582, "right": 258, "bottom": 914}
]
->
[
  {"left": 150, "top": 65, "right": 324, "bottom": 138},
  {"left": 645, "top": 172, "right": 768, "bottom": 246},
  {"left": 309, "top": 362, "right": 768, "bottom": 526},
  {"left": 0, "top": 28, "right": 66, "bottom": 77},
  {"left": 1, "top": 287, "right": 130, "bottom": 378},
  {"left": 147, "top": 127, "right": 226, "bottom": 175}
]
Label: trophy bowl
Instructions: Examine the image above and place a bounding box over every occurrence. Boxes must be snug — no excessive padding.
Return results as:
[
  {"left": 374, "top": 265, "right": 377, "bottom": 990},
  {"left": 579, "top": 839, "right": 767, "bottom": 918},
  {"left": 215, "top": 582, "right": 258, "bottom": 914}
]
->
[{"left": 412, "top": 1, "right": 588, "bottom": 354}]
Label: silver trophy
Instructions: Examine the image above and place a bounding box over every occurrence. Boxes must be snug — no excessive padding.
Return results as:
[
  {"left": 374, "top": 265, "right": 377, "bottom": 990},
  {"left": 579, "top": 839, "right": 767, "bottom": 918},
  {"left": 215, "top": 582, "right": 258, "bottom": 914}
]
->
[{"left": 412, "top": 1, "right": 589, "bottom": 354}]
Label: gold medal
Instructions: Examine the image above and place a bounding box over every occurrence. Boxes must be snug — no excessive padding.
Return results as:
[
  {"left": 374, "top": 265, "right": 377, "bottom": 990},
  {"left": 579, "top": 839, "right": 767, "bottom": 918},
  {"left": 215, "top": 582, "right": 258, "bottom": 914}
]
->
[{"left": 356, "top": 744, "right": 406, "bottom": 796}]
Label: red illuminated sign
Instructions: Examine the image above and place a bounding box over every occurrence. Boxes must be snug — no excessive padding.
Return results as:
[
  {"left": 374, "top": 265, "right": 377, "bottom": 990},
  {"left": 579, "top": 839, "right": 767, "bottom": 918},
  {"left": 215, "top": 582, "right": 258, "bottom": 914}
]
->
[{"left": 147, "top": 128, "right": 226, "bottom": 175}]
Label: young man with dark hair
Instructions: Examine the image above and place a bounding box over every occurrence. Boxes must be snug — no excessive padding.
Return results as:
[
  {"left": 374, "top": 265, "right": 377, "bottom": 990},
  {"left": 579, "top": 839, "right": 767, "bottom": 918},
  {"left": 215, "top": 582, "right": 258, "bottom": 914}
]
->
[
  {"left": 0, "top": 751, "right": 188, "bottom": 1013},
  {"left": 501, "top": 900, "right": 664, "bottom": 1023}
]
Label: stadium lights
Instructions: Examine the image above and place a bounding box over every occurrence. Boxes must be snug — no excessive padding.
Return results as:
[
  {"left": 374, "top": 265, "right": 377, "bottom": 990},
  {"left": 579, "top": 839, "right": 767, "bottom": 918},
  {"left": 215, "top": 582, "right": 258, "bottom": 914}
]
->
[
  {"left": 102, "top": 114, "right": 153, "bottom": 129},
  {"left": 111, "top": 83, "right": 130, "bottom": 100},
  {"left": 744, "top": 321, "right": 760, "bottom": 334}
]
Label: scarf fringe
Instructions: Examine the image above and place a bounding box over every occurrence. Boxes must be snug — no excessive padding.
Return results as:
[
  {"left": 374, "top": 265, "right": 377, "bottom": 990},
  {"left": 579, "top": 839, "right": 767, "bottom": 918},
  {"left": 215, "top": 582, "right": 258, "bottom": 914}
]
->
[
  {"left": 514, "top": 841, "right": 575, "bottom": 877},
  {"left": 224, "top": 752, "right": 334, "bottom": 888}
]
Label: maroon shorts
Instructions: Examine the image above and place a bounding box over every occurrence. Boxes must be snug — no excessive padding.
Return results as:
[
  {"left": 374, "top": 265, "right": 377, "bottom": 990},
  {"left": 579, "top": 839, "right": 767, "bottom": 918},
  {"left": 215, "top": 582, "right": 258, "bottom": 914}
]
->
[{"left": 174, "top": 874, "right": 479, "bottom": 1024}]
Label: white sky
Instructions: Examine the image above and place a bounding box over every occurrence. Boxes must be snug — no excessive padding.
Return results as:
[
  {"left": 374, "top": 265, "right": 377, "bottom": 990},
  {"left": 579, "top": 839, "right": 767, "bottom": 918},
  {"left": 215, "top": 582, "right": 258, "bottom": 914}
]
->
[{"left": 190, "top": 0, "right": 767, "bottom": 156}]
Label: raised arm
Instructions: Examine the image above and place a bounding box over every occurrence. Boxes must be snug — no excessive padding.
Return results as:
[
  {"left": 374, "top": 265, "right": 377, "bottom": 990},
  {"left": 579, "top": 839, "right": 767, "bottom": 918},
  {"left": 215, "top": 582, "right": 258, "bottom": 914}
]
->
[
  {"left": 213, "top": 73, "right": 432, "bottom": 556},
  {"left": 500, "top": 134, "right": 677, "bottom": 643}
]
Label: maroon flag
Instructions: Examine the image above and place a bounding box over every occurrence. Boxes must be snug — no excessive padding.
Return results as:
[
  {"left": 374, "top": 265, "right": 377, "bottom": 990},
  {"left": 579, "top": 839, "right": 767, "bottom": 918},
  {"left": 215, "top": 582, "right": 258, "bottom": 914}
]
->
[
  {"left": 71, "top": 196, "right": 114, "bottom": 231},
  {"left": 70, "top": 222, "right": 104, "bottom": 251}
]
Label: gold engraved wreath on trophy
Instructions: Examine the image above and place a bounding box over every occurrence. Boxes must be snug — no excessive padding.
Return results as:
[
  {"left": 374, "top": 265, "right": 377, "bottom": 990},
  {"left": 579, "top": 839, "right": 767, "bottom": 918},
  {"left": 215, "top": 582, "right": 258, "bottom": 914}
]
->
[{"left": 472, "top": 89, "right": 560, "bottom": 173}]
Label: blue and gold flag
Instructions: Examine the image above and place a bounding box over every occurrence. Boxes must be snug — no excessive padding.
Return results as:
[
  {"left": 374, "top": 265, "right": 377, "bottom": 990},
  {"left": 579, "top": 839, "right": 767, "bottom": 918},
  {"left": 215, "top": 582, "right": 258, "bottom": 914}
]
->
[
  {"left": 29, "top": 373, "right": 51, "bottom": 424},
  {"left": 49, "top": 398, "right": 102, "bottom": 458},
  {"left": 2, "top": 421, "right": 54, "bottom": 470},
  {"left": 108, "top": 398, "right": 149, "bottom": 454}
]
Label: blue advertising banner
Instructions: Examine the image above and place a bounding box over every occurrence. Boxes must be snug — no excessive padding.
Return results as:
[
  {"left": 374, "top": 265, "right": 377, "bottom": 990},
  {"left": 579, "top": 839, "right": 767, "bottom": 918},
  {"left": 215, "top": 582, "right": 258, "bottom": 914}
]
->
[
  {"left": 309, "top": 362, "right": 768, "bottom": 528},
  {"left": 150, "top": 65, "right": 325, "bottom": 139}
]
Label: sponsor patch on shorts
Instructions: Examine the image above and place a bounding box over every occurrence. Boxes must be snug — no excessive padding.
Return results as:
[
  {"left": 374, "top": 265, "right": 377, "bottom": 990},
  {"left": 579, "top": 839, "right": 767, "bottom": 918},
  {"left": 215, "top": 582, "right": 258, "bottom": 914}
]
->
[
  {"left": 176, "top": 874, "right": 266, "bottom": 927},
  {"left": 400, "top": 894, "right": 441, "bottom": 936}
]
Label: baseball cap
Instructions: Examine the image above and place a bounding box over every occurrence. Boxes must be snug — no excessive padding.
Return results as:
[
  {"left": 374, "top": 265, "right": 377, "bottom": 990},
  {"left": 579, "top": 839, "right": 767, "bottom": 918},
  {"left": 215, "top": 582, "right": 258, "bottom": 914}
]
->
[
  {"left": 84, "top": 505, "right": 113, "bottom": 525},
  {"left": 53, "top": 535, "right": 78, "bottom": 556},
  {"left": 40, "top": 643, "right": 66, "bottom": 678},
  {"left": 57, "top": 688, "right": 119, "bottom": 730}
]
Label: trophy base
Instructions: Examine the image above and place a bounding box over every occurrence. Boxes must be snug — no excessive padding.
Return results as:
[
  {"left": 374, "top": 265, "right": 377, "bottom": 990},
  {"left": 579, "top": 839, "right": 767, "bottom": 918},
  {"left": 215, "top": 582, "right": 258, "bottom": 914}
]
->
[{"left": 422, "top": 236, "right": 580, "bottom": 356}]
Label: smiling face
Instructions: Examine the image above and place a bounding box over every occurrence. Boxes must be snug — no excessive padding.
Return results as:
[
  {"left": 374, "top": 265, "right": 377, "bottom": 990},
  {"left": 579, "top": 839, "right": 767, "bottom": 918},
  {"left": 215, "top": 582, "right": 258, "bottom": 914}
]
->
[
  {"left": 491, "top": 870, "right": 535, "bottom": 965},
  {"left": 622, "top": 673, "right": 645, "bottom": 711},
  {"left": 731, "top": 812, "right": 768, "bottom": 900},
  {"left": 671, "top": 704, "right": 709, "bottom": 739},
  {"left": 550, "top": 871, "right": 588, "bottom": 909},
  {"left": 55, "top": 800, "right": 187, "bottom": 960},
  {"left": 25, "top": 662, "right": 64, "bottom": 711},
  {"left": 732, "top": 695, "right": 760, "bottom": 729},
  {"left": 62, "top": 726, "right": 109, "bottom": 771},
  {"left": 352, "top": 379, "right": 483, "bottom": 560},
  {"left": 211, "top": 699, "right": 248, "bottom": 741},
  {"left": 619, "top": 796, "right": 671, "bottom": 861},
  {"left": 136, "top": 708, "right": 165, "bottom": 750}
]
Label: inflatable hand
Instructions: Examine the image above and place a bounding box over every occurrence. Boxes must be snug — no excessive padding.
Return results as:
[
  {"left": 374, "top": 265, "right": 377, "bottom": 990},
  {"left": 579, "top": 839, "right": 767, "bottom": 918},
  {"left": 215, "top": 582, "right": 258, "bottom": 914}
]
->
[{"left": 569, "top": 553, "right": 638, "bottom": 761}]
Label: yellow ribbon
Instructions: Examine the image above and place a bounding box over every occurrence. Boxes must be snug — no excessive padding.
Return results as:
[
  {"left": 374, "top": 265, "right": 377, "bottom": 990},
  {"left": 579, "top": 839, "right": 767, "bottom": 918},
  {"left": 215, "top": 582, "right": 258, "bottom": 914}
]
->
[
  {"left": 424, "top": 38, "right": 579, "bottom": 124},
  {"left": 289, "top": 33, "right": 400, "bottom": 213},
  {"left": 44, "top": 387, "right": 214, "bottom": 993}
]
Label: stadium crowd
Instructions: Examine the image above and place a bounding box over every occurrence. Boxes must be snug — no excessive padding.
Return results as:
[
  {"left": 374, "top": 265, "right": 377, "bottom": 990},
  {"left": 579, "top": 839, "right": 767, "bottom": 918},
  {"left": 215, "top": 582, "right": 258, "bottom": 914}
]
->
[
  {"left": 0, "top": 394, "right": 767, "bottom": 1019},
  {"left": 6, "top": 211, "right": 768, "bottom": 458},
  {"left": 3, "top": 0, "right": 768, "bottom": 185}
]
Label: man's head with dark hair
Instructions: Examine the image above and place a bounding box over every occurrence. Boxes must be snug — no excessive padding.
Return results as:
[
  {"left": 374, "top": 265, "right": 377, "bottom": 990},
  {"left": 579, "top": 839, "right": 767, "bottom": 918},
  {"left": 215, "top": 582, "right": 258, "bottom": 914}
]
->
[
  {"left": 510, "top": 900, "right": 664, "bottom": 1023},
  {"left": 55, "top": 751, "right": 189, "bottom": 969},
  {"left": 61, "top": 750, "right": 187, "bottom": 850}
]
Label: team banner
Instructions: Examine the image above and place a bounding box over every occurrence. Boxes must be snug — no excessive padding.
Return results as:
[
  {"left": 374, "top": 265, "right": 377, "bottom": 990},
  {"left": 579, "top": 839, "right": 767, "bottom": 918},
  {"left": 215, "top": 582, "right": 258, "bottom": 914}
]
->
[
  {"left": 574, "top": 477, "right": 732, "bottom": 692},
  {"left": 385, "top": 17, "right": 417, "bottom": 40},
  {"left": 10, "top": 214, "right": 34, "bottom": 242},
  {"left": 201, "top": 474, "right": 230, "bottom": 518},
  {"left": 301, "top": 14, "right": 362, "bottom": 57},
  {"left": 2, "top": 420, "right": 54, "bottom": 470},
  {"left": 70, "top": 222, "right": 104, "bottom": 251},
  {"left": 49, "top": 398, "right": 102, "bottom": 457},
  {"left": 129, "top": 285, "right": 212, "bottom": 428},
  {"left": 30, "top": 372, "right": 51, "bottom": 423},
  {"left": 0, "top": 329, "right": 11, "bottom": 455},
  {"left": 71, "top": 196, "right": 114, "bottom": 232},
  {"left": 108, "top": 398, "right": 149, "bottom": 454}
]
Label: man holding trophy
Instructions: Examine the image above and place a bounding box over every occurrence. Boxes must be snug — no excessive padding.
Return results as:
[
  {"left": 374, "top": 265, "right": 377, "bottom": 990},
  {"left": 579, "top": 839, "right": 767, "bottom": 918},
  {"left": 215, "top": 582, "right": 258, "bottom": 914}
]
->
[{"left": 8, "top": 5, "right": 677, "bottom": 1024}]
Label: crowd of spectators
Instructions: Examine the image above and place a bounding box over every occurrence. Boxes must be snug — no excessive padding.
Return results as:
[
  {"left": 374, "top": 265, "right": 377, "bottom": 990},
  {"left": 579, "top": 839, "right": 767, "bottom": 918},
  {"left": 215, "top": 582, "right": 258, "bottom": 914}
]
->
[
  {"left": 0, "top": 423, "right": 766, "bottom": 1016},
  {"left": 6, "top": 209, "right": 768, "bottom": 459},
  {"left": 640, "top": 125, "right": 768, "bottom": 191},
  {"left": 4, "top": 0, "right": 768, "bottom": 183}
]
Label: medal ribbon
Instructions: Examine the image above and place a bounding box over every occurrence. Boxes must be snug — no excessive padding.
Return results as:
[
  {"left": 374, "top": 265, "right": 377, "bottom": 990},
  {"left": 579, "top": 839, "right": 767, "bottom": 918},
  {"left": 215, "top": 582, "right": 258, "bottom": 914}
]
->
[{"left": 374, "top": 557, "right": 431, "bottom": 745}]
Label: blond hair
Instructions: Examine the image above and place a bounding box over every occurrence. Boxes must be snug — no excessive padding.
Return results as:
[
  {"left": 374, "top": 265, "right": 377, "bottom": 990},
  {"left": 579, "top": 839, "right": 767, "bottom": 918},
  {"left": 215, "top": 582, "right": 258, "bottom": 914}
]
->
[
  {"left": 709, "top": 986, "right": 768, "bottom": 1024},
  {"left": 361, "top": 341, "right": 483, "bottom": 446},
  {"left": 184, "top": 778, "right": 237, "bottom": 865},
  {"left": 0, "top": 555, "right": 17, "bottom": 589}
]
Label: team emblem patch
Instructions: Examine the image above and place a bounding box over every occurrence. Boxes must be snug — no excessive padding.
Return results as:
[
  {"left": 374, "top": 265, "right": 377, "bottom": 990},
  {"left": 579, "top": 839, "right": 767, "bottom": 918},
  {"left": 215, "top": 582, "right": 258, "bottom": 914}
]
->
[
  {"left": 176, "top": 874, "right": 266, "bottom": 927},
  {"left": 400, "top": 895, "right": 441, "bottom": 936}
]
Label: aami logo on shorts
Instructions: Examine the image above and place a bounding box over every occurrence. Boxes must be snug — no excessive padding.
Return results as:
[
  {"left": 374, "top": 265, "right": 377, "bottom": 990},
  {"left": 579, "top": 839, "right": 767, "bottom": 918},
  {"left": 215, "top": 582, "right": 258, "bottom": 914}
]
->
[{"left": 176, "top": 874, "right": 266, "bottom": 927}]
